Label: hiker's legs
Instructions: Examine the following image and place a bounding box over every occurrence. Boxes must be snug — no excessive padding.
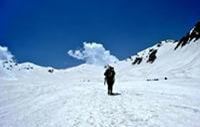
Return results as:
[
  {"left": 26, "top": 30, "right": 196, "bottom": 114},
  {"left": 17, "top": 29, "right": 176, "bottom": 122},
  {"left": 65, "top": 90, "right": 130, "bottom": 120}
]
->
[
  {"left": 108, "top": 85, "right": 112, "bottom": 95},
  {"left": 110, "top": 84, "right": 113, "bottom": 94},
  {"left": 107, "top": 80, "right": 114, "bottom": 95}
]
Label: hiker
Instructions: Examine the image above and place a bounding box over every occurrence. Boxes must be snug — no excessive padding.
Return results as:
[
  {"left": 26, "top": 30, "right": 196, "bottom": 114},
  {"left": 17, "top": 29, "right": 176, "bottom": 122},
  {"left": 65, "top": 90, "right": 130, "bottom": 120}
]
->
[{"left": 104, "top": 66, "right": 115, "bottom": 95}]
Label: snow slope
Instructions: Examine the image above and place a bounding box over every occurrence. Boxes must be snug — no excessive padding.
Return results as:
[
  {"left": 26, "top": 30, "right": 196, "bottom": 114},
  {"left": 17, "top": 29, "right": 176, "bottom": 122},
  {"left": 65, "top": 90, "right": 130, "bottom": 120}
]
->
[
  {"left": 0, "top": 63, "right": 200, "bottom": 127},
  {"left": 125, "top": 21, "right": 200, "bottom": 80},
  {"left": 123, "top": 39, "right": 200, "bottom": 80},
  {"left": 0, "top": 22, "right": 200, "bottom": 127}
]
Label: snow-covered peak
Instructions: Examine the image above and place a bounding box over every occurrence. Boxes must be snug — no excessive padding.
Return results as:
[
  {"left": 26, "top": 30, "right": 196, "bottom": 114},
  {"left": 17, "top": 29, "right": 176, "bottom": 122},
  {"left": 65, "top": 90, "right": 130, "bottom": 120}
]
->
[
  {"left": 122, "top": 21, "right": 200, "bottom": 80},
  {"left": 129, "top": 21, "right": 200, "bottom": 67}
]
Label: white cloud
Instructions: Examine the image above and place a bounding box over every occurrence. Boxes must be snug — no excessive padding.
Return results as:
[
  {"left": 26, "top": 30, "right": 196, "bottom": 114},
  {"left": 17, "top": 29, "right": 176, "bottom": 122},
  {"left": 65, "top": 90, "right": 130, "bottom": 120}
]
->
[
  {"left": 0, "top": 45, "right": 16, "bottom": 79},
  {"left": 68, "top": 42, "right": 119, "bottom": 65},
  {"left": 0, "top": 45, "right": 14, "bottom": 62}
]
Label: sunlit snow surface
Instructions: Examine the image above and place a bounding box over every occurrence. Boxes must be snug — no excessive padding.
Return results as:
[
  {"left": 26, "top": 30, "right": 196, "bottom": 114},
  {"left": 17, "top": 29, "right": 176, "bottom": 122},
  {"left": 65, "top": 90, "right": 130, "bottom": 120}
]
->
[{"left": 0, "top": 40, "right": 200, "bottom": 127}]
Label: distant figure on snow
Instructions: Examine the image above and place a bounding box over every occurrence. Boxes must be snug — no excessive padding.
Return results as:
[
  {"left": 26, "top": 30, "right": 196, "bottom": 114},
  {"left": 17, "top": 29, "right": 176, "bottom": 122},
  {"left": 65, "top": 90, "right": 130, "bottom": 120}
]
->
[{"left": 104, "top": 66, "right": 115, "bottom": 95}]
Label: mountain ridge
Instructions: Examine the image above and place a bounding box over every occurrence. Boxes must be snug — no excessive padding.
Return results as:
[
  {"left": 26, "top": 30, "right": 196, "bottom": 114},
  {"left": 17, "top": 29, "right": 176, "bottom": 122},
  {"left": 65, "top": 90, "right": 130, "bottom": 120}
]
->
[{"left": 0, "top": 21, "right": 200, "bottom": 80}]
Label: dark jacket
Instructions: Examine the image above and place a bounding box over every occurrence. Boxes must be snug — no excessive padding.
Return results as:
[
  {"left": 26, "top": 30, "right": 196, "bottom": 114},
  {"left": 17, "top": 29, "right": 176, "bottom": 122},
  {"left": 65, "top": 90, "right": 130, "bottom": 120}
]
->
[{"left": 104, "top": 67, "right": 115, "bottom": 85}]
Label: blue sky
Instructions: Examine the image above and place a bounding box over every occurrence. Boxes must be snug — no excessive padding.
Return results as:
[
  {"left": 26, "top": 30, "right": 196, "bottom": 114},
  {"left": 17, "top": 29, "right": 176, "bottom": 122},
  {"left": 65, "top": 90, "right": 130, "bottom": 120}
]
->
[{"left": 0, "top": 0, "right": 200, "bottom": 68}]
